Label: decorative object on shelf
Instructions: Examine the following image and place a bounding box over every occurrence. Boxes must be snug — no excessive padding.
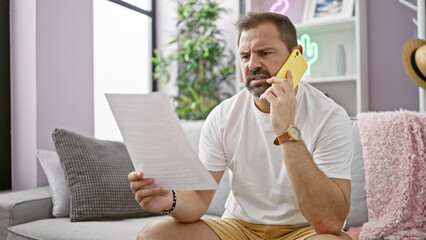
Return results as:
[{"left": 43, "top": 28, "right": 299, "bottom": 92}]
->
[
  {"left": 248, "top": 0, "right": 306, "bottom": 24},
  {"left": 335, "top": 44, "right": 347, "bottom": 76},
  {"left": 269, "top": 0, "right": 290, "bottom": 15},
  {"left": 297, "top": 33, "right": 318, "bottom": 76},
  {"left": 303, "top": 0, "right": 354, "bottom": 23},
  {"left": 152, "top": 0, "right": 235, "bottom": 120},
  {"left": 402, "top": 38, "right": 426, "bottom": 90}
]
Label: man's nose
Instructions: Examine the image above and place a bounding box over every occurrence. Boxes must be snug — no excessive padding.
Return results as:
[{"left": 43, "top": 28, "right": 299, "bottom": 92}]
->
[{"left": 248, "top": 55, "right": 261, "bottom": 70}]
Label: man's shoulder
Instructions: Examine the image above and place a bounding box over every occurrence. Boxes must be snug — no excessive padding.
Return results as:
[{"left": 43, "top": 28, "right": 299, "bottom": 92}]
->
[{"left": 298, "top": 81, "right": 348, "bottom": 117}]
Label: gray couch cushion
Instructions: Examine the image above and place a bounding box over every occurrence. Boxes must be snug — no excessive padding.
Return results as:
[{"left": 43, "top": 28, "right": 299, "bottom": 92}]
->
[
  {"left": 180, "top": 120, "right": 230, "bottom": 216},
  {"left": 7, "top": 215, "right": 220, "bottom": 240},
  {"left": 180, "top": 120, "right": 206, "bottom": 155},
  {"left": 7, "top": 217, "right": 162, "bottom": 240},
  {"left": 206, "top": 168, "right": 230, "bottom": 216},
  {"left": 0, "top": 187, "right": 52, "bottom": 240},
  {"left": 345, "top": 119, "right": 368, "bottom": 229},
  {"left": 52, "top": 129, "right": 153, "bottom": 222}
]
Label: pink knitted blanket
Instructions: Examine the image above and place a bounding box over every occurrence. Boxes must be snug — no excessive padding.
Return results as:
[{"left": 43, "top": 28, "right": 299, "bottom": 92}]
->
[{"left": 357, "top": 111, "right": 426, "bottom": 240}]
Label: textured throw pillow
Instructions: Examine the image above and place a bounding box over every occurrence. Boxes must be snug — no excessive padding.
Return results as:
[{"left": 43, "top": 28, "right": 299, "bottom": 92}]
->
[
  {"left": 52, "top": 128, "right": 153, "bottom": 222},
  {"left": 37, "top": 149, "right": 70, "bottom": 217}
]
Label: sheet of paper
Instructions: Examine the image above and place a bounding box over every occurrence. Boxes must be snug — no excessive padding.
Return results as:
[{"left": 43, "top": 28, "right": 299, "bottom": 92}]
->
[{"left": 106, "top": 92, "right": 218, "bottom": 190}]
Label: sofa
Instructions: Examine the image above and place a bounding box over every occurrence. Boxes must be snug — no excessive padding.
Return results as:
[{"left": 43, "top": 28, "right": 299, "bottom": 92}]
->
[{"left": 0, "top": 114, "right": 422, "bottom": 240}]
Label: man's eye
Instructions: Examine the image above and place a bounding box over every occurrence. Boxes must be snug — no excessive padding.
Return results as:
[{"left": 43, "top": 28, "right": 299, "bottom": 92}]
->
[
  {"left": 263, "top": 51, "right": 272, "bottom": 56},
  {"left": 241, "top": 55, "right": 249, "bottom": 60}
]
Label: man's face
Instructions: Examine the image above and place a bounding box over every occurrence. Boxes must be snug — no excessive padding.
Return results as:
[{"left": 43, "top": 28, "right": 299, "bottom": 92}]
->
[{"left": 239, "top": 22, "right": 290, "bottom": 98}]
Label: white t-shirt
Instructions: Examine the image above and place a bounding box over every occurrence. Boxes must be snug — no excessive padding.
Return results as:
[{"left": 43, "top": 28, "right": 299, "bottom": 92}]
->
[{"left": 199, "top": 81, "right": 353, "bottom": 226}]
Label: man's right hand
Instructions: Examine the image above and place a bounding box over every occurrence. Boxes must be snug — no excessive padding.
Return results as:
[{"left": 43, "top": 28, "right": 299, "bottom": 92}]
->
[{"left": 128, "top": 171, "right": 173, "bottom": 213}]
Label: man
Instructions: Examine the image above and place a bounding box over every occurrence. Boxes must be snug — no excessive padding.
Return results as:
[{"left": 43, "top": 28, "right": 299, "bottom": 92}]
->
[{"left": 129, "top": 12, "right": 353, "bottom": 240}]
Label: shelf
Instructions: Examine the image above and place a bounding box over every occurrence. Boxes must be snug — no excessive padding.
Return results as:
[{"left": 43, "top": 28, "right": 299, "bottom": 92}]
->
[
  {"left": 295, "top": 17, "right": 356, "bottom": 34},
  {"left": 303, "top": 75, "right": 357, "bottom": 84}
]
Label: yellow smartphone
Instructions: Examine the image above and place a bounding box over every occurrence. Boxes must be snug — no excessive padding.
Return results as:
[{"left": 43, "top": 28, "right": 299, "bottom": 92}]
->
[{"left": 275, "top": 49, "right": 308, "bottom": 88}]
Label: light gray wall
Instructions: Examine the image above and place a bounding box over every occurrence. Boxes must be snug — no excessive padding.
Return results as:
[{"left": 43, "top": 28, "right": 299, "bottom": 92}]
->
[
  {"left": 10, "top": 0, "right": 37, "bottom": 191},
  {"left": 10, "top": 0, "right": 94, "bottom": 190},
  {"left": 367, "top": 0, "right": 420, "bottom": 111}
]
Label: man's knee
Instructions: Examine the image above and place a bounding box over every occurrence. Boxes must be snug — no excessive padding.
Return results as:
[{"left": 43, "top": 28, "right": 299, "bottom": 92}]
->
[
  {"left": 306, "top": 232, "right": 352, "bottom": 240},
  {"left": 137, "top": 218, "right": 175, "bottom": 240},
  {"left": 136, "top": 218, "right": 220, "bottom": 240}
]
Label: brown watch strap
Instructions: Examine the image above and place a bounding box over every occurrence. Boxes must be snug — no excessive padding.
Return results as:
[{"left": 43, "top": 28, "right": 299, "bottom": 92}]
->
[{"left": 273, "top": 132, "right": 290, "bottom": 145}]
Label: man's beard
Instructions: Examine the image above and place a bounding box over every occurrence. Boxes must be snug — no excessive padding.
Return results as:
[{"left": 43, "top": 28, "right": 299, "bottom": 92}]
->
[{"left": 245, "top": 68, "right": 272, "bottom": 98}]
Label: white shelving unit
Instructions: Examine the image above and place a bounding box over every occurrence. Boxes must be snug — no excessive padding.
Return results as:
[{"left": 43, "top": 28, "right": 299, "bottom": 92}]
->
[
  {"left": 246, "top": 0, "right": 369, "bottom": 117},
  {"left": 295, "top": 0, "right": 368, "bottom": 117}
]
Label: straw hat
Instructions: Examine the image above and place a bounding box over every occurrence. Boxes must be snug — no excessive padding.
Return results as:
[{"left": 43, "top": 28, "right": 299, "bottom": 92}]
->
[{"left": 402, "top": 38, "right": 426, "bottom": 90}]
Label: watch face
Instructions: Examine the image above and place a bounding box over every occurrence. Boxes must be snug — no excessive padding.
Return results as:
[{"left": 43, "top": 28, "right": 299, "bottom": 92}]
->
[{"left": 289, "top": 126, "right": 301, "bottom": 140}]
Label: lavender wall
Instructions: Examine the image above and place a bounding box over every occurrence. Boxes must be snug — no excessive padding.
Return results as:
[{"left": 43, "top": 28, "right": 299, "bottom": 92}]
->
[
  {"left": 11, "top": 0, "right": 94, "bottom": 190},
  {"left": 367, "top": 0, "right": 419, "bottom": 111}
]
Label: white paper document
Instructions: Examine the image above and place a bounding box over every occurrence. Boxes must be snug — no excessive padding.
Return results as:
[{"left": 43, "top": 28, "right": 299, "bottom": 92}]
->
[{"left": 106, "top": 92, "right": 218, "bottom": 190}]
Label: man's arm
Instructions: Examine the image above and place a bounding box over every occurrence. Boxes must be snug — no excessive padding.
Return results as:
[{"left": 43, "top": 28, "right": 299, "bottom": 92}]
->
[
  {"left": 167, "top": 171, "right": 223, "bottom": 222},
  {"left": 260, "top": 73, "right": 351, "bottom": 235},
  {"left": 129, "top": 170, "right": 224, "bottom": 223},
  {"left": 281, "top": 140, "right": 351, "bottom": 234}
]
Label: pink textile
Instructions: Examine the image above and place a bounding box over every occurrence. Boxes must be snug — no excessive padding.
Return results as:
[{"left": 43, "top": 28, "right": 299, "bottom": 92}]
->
[
  {"left": 347, "top": 226, "right": 362, "bottom": 240},
  {"left": 357, "top": 111, "right": 426, "bottom": 240}
]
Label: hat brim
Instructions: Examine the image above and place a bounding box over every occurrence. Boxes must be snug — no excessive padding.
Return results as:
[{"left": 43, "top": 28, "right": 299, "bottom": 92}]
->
[{"left": 402, "top": 38, "right": 426, "bottom": 90}]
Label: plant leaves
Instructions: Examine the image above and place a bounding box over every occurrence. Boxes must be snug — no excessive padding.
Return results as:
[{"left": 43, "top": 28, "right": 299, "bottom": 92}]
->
[{"left": 153, "top": 0, "right": 236, "bottom": 120}]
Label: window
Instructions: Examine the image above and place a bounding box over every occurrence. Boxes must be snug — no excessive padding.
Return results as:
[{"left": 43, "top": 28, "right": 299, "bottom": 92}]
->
[{"left": 94, "top": 0, "right": 155, "bottom": 141}]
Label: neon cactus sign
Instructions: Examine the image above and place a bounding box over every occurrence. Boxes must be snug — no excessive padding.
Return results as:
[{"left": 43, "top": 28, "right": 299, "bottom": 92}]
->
[
  {"left": 269, "top": 0, "right": 290, "bottom": 15},
  {"left": 298, "top": 34, "right": 318, "bottom": 76}
]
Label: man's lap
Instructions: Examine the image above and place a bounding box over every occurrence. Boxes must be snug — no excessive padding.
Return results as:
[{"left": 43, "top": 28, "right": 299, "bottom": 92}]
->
[
  {"left": 138, "top": 217, "right": 352, "bottom": 240},
  {"left": 200, "top": 217, "right": 318, "bottom": 240}
]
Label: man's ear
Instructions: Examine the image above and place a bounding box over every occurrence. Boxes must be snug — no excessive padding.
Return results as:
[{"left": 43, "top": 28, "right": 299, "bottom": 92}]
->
[{"left": 292, "top": 45, "right": 303, "bottom": 54}]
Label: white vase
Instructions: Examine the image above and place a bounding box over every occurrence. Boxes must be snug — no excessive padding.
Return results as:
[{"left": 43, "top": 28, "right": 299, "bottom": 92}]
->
[{"left": 335, "top": 44, "right": 346, "bottom": 76}]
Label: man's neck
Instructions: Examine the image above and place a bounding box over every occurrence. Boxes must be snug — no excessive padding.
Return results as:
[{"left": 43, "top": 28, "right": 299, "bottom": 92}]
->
[{"left": 254, "top": 97, "right": 270, "bottom": 113}]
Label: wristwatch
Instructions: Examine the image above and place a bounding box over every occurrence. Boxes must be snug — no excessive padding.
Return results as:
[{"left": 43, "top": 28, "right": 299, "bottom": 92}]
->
[{"left": 273, "top": 125, "right": 302, "bottom": 145}]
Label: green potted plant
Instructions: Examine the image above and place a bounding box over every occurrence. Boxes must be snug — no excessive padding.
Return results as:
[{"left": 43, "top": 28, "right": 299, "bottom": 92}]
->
[{"left": 152, "top": 0, "right": 235, "bottom": 120}]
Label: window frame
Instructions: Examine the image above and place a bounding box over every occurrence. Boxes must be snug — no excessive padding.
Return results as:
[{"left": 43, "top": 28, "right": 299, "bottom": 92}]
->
[
  {"left": 106, "top": 0, "right": 157, "bottom": 91},
  {"left": 0, "top": 0, "right": 11, "bottom": 191}
]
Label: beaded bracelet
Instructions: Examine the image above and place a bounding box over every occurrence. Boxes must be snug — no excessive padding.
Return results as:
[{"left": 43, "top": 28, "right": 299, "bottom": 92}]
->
[{"left": 161, "top": 190, "right": 177, "bottom": 215}]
